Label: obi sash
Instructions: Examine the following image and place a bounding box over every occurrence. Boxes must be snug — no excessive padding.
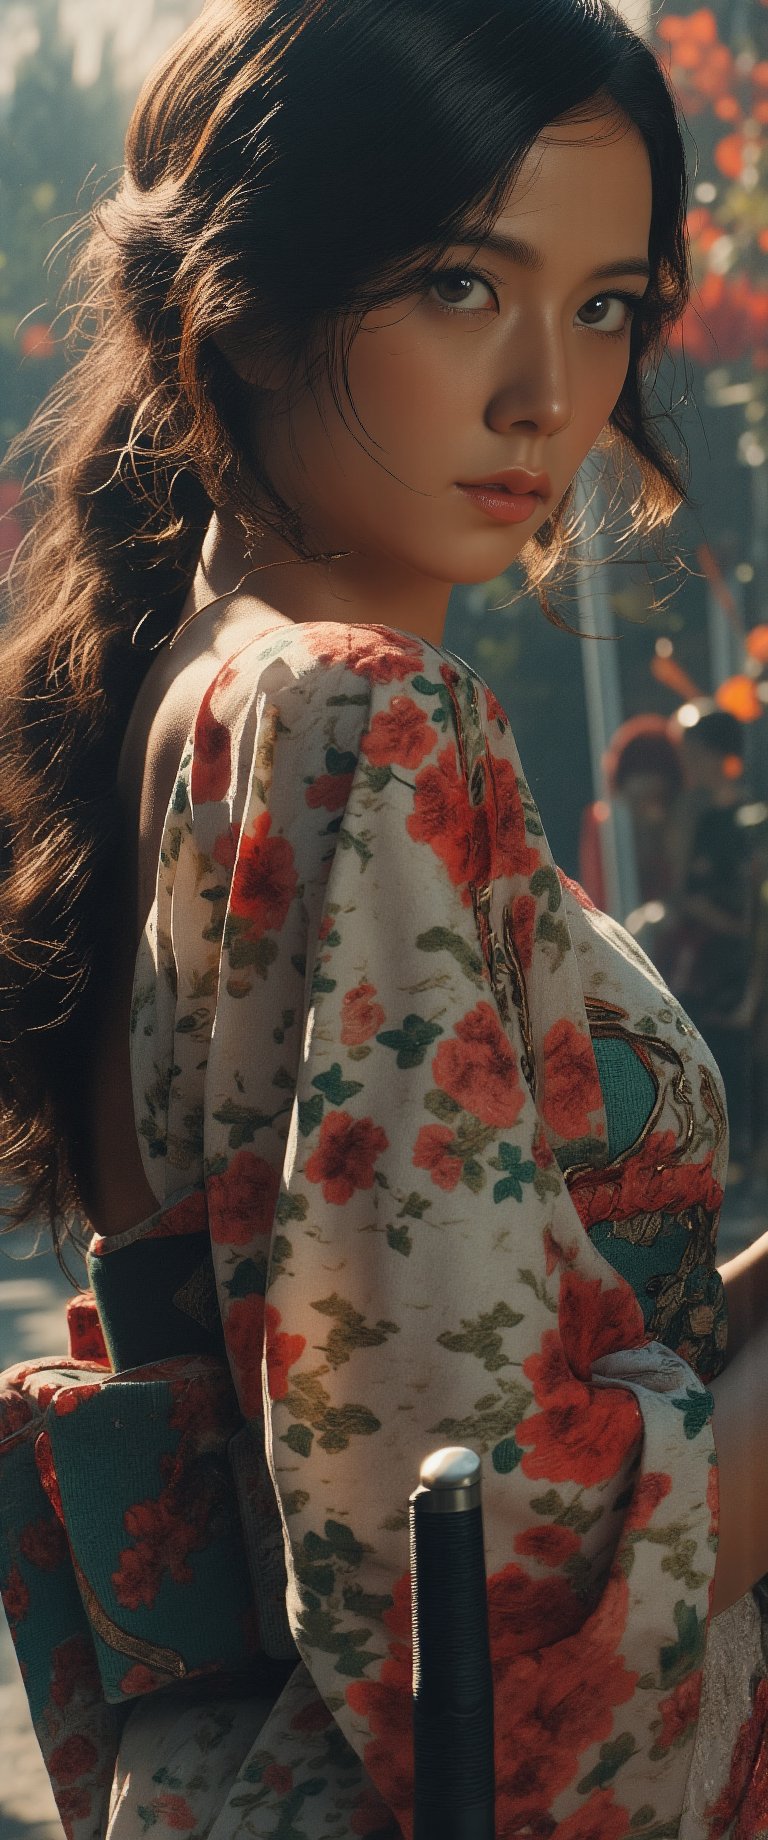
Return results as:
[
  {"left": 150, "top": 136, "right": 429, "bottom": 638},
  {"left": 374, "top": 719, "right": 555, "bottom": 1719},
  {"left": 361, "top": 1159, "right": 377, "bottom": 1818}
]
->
[{"left": 0, "top": 1191, "right": 297, "bottom": 1838}]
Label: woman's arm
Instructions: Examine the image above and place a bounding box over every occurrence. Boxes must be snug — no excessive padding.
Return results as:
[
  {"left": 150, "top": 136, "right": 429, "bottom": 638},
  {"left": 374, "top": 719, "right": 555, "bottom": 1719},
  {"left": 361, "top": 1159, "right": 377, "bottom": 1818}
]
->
[
  {"left": 717, "top": 1227, "right": 768, "bottom": 1364},
  {"left": 710, "top": 1308, "right": 768, "bottom": 1615},
  {"left": 709, "top": 1229, "right": 768, "bottom": 1614}
]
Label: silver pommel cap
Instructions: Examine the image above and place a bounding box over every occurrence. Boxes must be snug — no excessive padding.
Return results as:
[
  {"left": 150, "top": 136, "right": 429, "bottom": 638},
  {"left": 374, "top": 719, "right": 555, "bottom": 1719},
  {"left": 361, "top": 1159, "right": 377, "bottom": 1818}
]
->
[{"left": 411, "top": 1446, "right": 482, "bottom": 1514}]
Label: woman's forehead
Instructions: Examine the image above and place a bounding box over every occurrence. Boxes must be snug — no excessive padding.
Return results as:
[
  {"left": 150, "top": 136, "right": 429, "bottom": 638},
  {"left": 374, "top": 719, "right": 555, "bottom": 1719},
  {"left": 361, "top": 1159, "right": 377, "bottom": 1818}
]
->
[{"left": 463, "top": 122, "right": 652, "bottom": 261}]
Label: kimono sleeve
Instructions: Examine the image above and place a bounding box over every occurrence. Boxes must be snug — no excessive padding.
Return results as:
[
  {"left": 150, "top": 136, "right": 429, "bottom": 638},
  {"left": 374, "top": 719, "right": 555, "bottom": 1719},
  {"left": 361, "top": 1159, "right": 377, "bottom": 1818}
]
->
[{"left": 186, "top": 638, "right": 718, "bottom": 1838}]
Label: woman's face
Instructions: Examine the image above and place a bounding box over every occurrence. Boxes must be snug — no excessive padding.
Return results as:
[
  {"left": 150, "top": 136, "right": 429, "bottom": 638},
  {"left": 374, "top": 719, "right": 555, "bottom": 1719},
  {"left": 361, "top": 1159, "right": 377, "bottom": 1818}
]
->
[{"left": 237, "top": 106, "right": 653, "bottom": 641}]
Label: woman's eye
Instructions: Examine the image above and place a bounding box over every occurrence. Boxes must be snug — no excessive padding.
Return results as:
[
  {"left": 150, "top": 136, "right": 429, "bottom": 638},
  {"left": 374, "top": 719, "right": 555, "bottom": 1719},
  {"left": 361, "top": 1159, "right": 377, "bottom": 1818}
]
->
[
  {"left": 576, "top": 294, "right": 638, "bottom": 336},
  {"left": 428, "top": 269, "right": 497, "bottom": 314}
]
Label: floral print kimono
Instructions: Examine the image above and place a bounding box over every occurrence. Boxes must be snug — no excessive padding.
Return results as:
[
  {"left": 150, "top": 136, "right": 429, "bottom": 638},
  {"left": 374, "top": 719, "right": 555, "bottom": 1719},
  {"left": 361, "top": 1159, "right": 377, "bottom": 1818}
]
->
[{"left": 2, "top": 619, "right": 767, "bottom": 1839}]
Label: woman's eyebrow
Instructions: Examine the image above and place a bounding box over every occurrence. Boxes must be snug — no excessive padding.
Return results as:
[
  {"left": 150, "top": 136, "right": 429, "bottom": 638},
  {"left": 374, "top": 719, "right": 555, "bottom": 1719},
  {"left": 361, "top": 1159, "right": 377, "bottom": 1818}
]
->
[{"left": 457, "top": 229, "right": 651, "bottom": 282}]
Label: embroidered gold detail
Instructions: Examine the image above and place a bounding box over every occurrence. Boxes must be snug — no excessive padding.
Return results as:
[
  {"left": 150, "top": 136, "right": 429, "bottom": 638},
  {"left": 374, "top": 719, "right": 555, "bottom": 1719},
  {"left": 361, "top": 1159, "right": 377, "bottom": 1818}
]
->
[
  {"left": 468, "top": 756, "right": 486, "bottom": 808},
  {"left": 442, "top": 664, "right": 538, "bottom": 1090},
  {"left": 172, "top": 1261, "right": 221, "bottom": 1333},
  {"left": 699, "top": 1065, "right": 728, "bottom": 1157},
  {"left": 71, "top": 1553, "right": 187, "bottom": 1680},
  {"left": 501, "top": 901, "right": 535, "bottom": 1098}
]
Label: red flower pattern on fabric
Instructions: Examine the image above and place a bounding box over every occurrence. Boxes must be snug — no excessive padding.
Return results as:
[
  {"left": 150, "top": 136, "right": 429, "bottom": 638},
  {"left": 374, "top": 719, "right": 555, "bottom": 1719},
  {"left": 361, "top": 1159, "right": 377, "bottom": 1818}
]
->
[
  {"left": 408, "top": 726, "right": 538, "bottom": 895},
  {"left": 119, "top": 1662, "right": 167, "bottom": 1696},
  {"left": 656, "top": 1671, "right": 703, "bottom": 1753},
  {"left": 2, "top": 1562, "right": 30, "bottom": 1624},
  {"left": 55, "top": 1785, "right": 92, "bottom": 1838},
  {"left": 113, "top": 1497, "right": 194, "bottom": 1611},
  {"left": 571, "top": 1130, "right": 723, "bottom": 1228},
  {"left": 407, "top": 743, "right": 477, "bottom": 891},
  {"left": 224, "top": 1294, "right": 305, "bottom": 1413},
  {"left": 228, "top": 812, "right": 297, "bottom": 938},
  {"left": 509, "top": 893, "right": 536, "bottom": 971},
  {"left": 48, "top": 1734, "right": 98, "bottom": 1784},
  {"left": 222, "top": 1294, "right": 267, "bottom": 1419},
  {"left": 431, "top": 1002, "right": 524, "bottom": 1127},
  {"left": 305, "top": 1111, "right": 389, "bottom": 1204},
  {"left": 289, "top": 1695, "right": 334, "bottom": 1733},
  {"left": 558, "top": 867, "right": 599, "bottom": 912},
  {"left": 486, "top": 1560, "right": 585, "bottom": 1656},
  {"left": 520, "top": 1329, "right": 643, "bottom": 1486},
  {"left": 33, "top": 1429, "right": 66, "bottom": 1523},
  {"left": 207, "top": 1148, "right": 280, "bottom": 1244},
  {"left": 305, "top": 772, "right": 355, "bottom": 811},
  {"left": 51, "top": 1383, "right": 101, "bottom": 1418},
  {"left": 304, "top": 624, "right": 425, "bottom": 682},
  {"left": 191, "top": 664, "right": 237, "bottom": 805},
  {"left": 707, "top": 1458, "right": 719, "bottom": 1540},
  {"left": 541, "top": 1018, "right": 603, "bottom": 1140},
  {"left": 362, "top": 697, "right": 436, "bottom": 769},
  {"left": 346, "top": 1572, "right": 414, "bottom": 1831},
  {"left": 484, "top": 685, "right": 508, "bottom": 729},
  {"left": 350, "top": 1786, "right": 399, "bottom": 1835},
  {"left": 51, "top": 1635, "right": 100, "bottom": 1708},
  {"left": 212, "top": 821, "right": 241, "bottom": 877},
  {"left": 0, "top": 1388, "right": 34, "bottom": 1440},
  {"left": 558, "top": 1270, "right": 647, "bottom": 1381},
  {"left": 264, "top": 1300, "right": 307, "bottom": 1402},
  {"left": 340, "top": 982, "right": 386, "bottom": 1045},
  {"left": 351, "top": 1567, "right": 638, "bottom": 1835},
  {"left": 20, "top": 1514, "right": 68, "bottom": 1570},
  {"left": 65, "top": 1295, "right": 110, "bottom": 1365},
  {"left": 151, "top": 1792, "right": 198, "bottom": 1830},
  {"left": 492, "top": 1573, "right": 636, "bottom": 1825},
  {"left": 263, "top": 1763, "right": 293, "bottom": 1795},
  {"left": 412, "top": 1124, "right": 463, "bottom": 1191},
  {"left": 513, "top": 1524, "right": 581, "bottom": 1567},
  {"left": 111, "top": 1367, "right": 241, "bottom": 1612},
  {"left": 486, "top": 751, "right": 540, "bottom": 882},
  {"left": 625, "top": 1470, "right": 673, "bottom": 1534}
]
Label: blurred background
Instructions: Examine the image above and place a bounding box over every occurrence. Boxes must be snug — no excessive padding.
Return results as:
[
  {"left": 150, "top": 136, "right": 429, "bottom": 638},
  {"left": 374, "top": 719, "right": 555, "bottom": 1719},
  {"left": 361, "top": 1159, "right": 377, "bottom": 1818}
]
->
[{"left": 2, "top": 0, "right": 768, "bottom": 1828}]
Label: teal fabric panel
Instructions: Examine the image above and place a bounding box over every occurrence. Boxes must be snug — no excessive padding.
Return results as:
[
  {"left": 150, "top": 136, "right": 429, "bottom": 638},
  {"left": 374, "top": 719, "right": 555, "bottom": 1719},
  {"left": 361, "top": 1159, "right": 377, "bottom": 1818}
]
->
[
  {"left": 47, "top": 1372, "right": 258, "bottom": 1702},
  {"left": 592, "top": 1034, "right": 657, "bottom": 1162},
  {"left": 0, "top": 1425, "right": 92, "bottom": 1725},
  {"left": 87, "top": 1230, "right": 226, "bottom": 1370}
]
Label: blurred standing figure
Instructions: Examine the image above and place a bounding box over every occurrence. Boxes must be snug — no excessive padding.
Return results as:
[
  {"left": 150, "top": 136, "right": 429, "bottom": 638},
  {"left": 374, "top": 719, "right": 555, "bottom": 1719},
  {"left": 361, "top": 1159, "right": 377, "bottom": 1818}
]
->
[
  {"left": 579, "top": 713, "right": 684, "bottom": 912},
  {"left": 661, "top": 705, "right": 760, "bottom": 1183}
]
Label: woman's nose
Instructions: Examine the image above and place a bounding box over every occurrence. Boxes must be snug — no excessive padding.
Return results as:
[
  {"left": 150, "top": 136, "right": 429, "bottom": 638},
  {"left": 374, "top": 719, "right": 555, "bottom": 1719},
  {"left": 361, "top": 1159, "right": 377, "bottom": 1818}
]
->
[{"left": 486, "top": 319, "right": 572, "bottom": 439}]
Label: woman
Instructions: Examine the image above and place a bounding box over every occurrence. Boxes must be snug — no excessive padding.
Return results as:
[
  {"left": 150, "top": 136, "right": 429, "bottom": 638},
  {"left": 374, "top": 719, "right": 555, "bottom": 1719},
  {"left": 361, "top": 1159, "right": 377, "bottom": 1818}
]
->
[{"left": 1, "top": 0, "right": 767, "bottom": 1834}]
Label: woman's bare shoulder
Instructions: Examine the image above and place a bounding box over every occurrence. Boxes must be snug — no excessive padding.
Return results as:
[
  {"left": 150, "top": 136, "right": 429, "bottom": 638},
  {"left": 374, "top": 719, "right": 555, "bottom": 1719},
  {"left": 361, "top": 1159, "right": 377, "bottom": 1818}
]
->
[{"left": 117, "top": 608, "right": 289, "bottom": 937}]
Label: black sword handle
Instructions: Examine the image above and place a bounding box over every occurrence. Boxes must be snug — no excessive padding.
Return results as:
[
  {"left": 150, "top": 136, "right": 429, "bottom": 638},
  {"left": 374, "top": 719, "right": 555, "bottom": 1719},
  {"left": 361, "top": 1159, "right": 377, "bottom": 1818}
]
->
[{"left": 410, "top": 1446, "right": 495, "bottom": 1840}]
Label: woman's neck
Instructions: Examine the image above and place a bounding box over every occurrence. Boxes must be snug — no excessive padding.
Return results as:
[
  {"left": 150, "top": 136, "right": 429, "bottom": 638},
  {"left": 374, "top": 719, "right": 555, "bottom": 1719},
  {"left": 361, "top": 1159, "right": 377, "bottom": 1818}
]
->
[{"left": 179, "top": 509, "right": 450, "bottom": 649}]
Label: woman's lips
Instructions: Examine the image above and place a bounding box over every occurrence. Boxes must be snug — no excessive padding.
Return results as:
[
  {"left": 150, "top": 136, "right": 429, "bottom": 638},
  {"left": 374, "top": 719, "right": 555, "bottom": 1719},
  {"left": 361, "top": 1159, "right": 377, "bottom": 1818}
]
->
[{"left": 456, "top": 482, "right": 544, "bottom": 524}]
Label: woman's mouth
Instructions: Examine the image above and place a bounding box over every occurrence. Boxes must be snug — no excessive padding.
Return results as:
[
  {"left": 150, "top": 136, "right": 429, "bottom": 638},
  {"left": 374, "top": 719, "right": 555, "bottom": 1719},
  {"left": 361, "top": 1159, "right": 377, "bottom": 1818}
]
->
[{"left": 455, "top": 482, "right": 544, "bottom": 524}]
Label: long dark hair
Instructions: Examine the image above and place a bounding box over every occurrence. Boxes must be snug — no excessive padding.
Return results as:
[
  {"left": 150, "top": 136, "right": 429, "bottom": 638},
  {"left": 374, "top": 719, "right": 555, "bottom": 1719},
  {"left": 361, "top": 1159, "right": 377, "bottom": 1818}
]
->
[{"left": 0, "top": 0, "right": 691, "bottom": 1259}]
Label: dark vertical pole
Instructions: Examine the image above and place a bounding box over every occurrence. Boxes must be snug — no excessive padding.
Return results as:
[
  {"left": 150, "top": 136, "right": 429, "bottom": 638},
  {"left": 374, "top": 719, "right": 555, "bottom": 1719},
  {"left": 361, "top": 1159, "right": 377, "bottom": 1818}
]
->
[{"left": 410, "top": 1446, "right": 495, "bottom": 1840}]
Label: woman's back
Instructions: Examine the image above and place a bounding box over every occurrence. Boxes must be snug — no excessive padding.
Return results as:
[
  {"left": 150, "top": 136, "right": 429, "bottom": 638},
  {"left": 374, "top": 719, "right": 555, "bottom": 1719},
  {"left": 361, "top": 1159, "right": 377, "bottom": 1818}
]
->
[{"left": 80, "top": 586, "right": 291, "bottom": 1239}]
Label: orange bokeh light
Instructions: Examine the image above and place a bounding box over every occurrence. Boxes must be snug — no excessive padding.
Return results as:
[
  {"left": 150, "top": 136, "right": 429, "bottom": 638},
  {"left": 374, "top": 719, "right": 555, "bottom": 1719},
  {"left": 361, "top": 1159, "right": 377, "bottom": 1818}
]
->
[
  {"left": 746, "top": 625, "right": 768, "bottom": 664},
  {"left": 715, "top": 675, "right": 764, "bottom": 722}
]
